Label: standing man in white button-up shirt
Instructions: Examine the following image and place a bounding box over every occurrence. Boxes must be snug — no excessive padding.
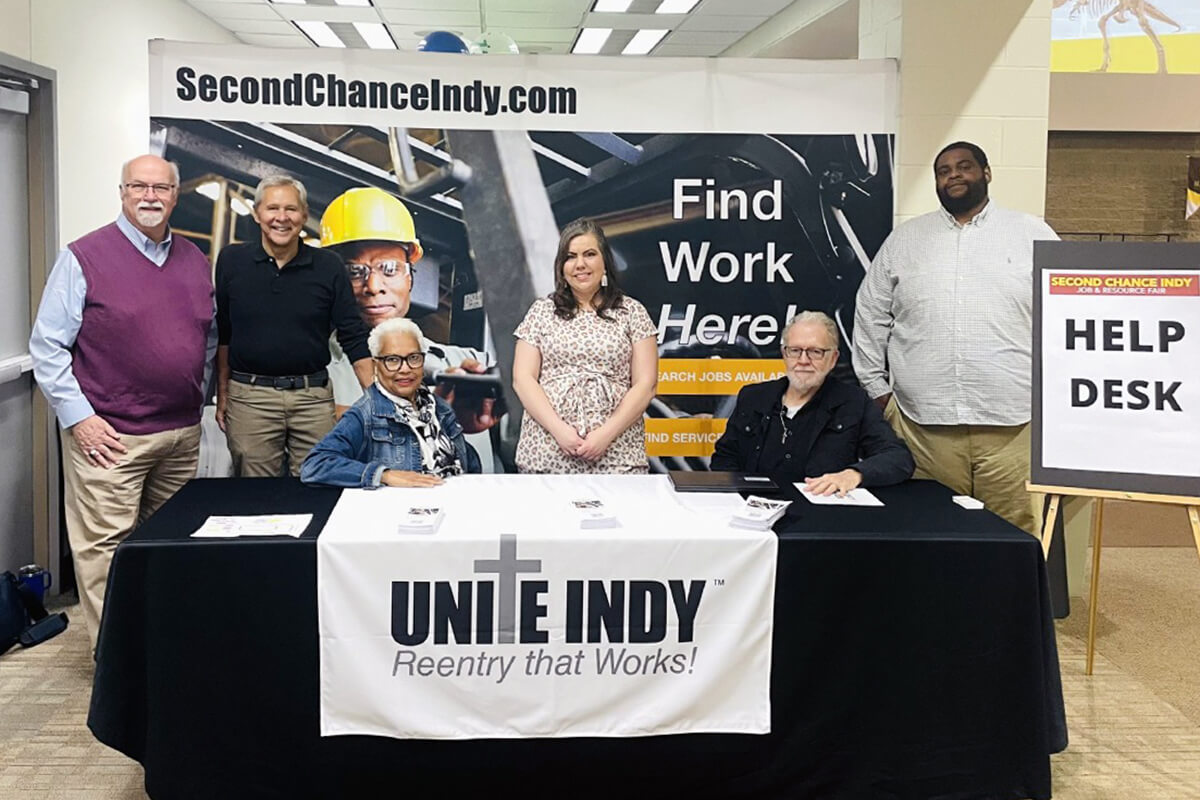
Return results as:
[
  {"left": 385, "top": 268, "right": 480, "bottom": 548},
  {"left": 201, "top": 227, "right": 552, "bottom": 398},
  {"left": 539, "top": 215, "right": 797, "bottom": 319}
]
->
[{"left": 851, "top": 142, "right": 1058, "bottom": 535}]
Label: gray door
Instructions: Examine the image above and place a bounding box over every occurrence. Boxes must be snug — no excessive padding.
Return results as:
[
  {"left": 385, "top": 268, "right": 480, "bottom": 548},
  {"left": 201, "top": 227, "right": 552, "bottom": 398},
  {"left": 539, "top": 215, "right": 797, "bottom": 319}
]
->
[{"left": 0, "top": 84, "right": 34, "bottom": 574}]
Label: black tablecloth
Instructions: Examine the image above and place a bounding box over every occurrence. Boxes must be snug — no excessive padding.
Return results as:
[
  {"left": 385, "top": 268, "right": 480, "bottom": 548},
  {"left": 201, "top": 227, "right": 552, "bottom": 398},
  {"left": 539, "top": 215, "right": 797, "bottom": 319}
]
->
[{"left": 89, "top": 478, "right": 1066, "bottom": 800}]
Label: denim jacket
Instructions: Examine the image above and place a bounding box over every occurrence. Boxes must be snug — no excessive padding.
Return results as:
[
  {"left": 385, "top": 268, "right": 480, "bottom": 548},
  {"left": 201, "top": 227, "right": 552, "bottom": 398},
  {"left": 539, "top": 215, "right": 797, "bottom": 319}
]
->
[{"left": 300, "top": 384, "right": 477, "bottom": 488}]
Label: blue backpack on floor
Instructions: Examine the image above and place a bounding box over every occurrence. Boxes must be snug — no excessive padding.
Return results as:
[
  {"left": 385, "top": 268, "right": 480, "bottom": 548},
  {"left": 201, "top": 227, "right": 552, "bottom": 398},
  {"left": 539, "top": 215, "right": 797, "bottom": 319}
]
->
[{"left": 0, "top": 571, "right": 68, "bottom": 655}]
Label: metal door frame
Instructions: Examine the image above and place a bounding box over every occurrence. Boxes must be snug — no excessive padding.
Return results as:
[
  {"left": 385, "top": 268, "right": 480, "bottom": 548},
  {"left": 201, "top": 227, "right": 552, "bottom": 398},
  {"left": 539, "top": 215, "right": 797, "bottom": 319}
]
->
[{"left": 0, "top": 51, "right": 60, "bottom": 584}]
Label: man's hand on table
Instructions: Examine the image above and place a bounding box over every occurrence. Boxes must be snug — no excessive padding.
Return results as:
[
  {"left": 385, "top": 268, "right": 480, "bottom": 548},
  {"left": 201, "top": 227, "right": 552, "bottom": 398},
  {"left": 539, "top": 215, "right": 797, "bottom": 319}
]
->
[{"left": 803, "top": 469, "right": 862, "bottom": 498}]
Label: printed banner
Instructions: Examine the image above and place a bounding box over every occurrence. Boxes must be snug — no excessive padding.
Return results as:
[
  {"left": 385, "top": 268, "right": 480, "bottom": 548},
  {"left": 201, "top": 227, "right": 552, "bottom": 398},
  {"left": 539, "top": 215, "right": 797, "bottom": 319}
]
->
[
  {"left": 317, "top": 475, "right": 777, "bottom": 739},
  {"left": 150, "top": 41, "right": 896, "bottom": 134},
  {"left": 150, "top": 42, "right": 894, "bottom": 471},
  {"left": 1040, "top": 268, "right": 1200, "bottom": 478}
]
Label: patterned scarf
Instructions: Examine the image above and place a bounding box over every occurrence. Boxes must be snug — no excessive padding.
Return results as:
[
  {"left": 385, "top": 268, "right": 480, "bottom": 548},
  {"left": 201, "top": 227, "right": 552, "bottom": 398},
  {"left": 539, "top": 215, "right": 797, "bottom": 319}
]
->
[{"left": 376, "top": 382, "right": 463, "bottom": 477}]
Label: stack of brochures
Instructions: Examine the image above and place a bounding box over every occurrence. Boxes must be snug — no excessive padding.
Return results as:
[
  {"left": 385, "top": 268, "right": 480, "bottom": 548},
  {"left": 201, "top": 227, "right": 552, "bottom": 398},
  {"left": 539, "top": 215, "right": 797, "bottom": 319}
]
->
[
  {"left": 397, "top": 506, "right": 444, "bottom": 534},
  {"left": 570, "top": 498, "right": 619, "bottom": 529},
  {"left": 730, "top": 496, "right": 791, "bottom": 530}
]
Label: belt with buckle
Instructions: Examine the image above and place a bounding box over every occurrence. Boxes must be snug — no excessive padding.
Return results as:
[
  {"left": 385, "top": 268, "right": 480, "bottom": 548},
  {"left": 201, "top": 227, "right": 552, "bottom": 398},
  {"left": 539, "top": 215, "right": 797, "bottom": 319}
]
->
[{"left": 230, "top": 369, "right": 329, "bottom": 390}]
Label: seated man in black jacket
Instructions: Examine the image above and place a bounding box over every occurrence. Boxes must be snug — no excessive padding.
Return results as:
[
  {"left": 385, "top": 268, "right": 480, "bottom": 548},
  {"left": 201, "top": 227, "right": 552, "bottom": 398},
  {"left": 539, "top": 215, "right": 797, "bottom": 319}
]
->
[{"left": 711, "top": 311, "right": 914, "bottom": 496}]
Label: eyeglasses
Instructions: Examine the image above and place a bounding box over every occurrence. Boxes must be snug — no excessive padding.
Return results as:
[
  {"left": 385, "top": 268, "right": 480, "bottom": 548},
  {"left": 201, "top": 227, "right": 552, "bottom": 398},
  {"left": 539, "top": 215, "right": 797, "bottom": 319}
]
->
[
  {"left": 123, "top": 182, "right": 177, "bottom": 196},
  {"left": 781, "top": 346, "right": 832, "bottom": 361},
  {"left": 347, "top": 260, "right": 411, "bottom": 285},
  {"left": 374, "top": 352, "right": 425, "bottom": 372}
]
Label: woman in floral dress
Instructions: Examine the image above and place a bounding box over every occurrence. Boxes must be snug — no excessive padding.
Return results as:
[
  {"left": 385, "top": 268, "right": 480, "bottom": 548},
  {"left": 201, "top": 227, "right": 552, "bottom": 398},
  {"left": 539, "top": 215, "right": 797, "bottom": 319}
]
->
[{"left": 512, "top": 219, "right": 658, "bottom": 473}]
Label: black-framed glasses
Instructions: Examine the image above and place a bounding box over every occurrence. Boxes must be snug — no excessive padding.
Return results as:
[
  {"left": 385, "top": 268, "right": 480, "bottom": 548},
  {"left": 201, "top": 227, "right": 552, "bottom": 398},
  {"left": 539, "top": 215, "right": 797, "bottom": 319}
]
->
[
  {"left": 122, "top": 182, "right": 176, "bottom": 196},
  {"left": 347, "top": 260, "right": 411, "bottom": 285},
  {"left": 374, "top": 353, "right": 425, "bottom": 372},
  {"left": 781, "top": 346, "right": 832, "bottom": 361}
]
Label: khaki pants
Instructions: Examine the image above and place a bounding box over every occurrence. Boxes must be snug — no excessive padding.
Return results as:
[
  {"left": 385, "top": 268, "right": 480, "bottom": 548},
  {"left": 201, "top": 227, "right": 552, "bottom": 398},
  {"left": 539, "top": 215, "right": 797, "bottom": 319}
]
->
[
  {"left": 61, "top": 423, "right": 201, "bottom": 651},
  {"left": 225, "top": 380, "right": 335, "bottom": 477},
  {"left": 886, "top": 403, "right": 1040, "bottom": 536}
]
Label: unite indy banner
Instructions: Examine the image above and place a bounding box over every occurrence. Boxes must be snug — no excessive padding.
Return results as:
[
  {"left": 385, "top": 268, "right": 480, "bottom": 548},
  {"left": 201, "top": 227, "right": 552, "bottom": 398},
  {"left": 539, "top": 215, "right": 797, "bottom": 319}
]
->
[
  {"left": 148, "top": 41, "right": 896, "bottom": 472},
  {"left": 316, "top": 476, "right": 777, "bottom": 739}
]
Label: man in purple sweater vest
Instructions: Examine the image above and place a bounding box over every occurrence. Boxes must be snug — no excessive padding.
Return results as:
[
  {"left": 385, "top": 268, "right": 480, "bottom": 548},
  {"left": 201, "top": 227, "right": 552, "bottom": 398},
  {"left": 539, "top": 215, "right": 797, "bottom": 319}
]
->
[{"left": 29, "top": 154, "right": 215, "bottom": 651}]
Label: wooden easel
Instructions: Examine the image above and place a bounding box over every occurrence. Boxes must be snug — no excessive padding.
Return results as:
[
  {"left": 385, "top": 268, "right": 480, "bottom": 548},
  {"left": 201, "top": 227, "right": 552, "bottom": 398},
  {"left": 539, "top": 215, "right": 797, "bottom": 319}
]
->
[{"left": 1030, "top": 482, "right": 1200, "bottom": 676}]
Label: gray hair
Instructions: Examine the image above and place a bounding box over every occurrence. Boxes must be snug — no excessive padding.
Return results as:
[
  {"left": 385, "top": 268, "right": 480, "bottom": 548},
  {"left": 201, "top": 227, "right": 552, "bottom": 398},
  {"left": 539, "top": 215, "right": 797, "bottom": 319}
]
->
[
  {"left": 253, "top": 174, "right": 308, "bottom": 210},
  {"left": 781, "top": 311, "right": 839, "bottom": 350},
  {"left": 120, "top": 156, "right": 180, "bottom": 187},
  {"left": 368, "top": 317, "right": 426, "bottom": 357}
]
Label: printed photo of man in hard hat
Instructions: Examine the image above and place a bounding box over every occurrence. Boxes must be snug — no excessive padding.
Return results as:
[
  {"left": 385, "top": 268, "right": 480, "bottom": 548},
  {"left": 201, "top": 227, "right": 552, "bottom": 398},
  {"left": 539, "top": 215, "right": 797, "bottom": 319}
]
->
[{"left": 320, "top": 187, "right": 501, "bottom": 433}]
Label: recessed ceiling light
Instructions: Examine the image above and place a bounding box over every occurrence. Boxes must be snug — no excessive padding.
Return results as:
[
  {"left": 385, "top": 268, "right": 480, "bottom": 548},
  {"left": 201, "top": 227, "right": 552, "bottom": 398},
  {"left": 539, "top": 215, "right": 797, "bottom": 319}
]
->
[
  {"left": 572, "top": 28, "right": 612, "bottom": 54},
  {"left": 622, "top": 29, "right": 669, "bottom": 55},
  {"left": 655, "top": 0, "right": 700, "bottom": 12},
  {"left": 593, "top": 0, "right": 633, "bottom": 10},
  {"left": 269, "top": 0, "right": 306, "bottom": 5},
  {"left": 333, "top": 0, "right": 371, "bottom": 6},
  {"left": 355, "top": 22, "right": 396, "bottom": 49},
  {"left": 295, "top": 20, "right": 346, "bottom": 48}
]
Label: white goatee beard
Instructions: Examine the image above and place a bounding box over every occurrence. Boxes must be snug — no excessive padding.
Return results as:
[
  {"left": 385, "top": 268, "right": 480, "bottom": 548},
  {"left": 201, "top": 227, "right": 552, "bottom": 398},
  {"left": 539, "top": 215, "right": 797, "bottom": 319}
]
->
[
  {"left": 135, "top": 208, "right": 165, "bottom": 227},
  {"left": 787, "top": 373, "right": 822, "bottom": 396}
]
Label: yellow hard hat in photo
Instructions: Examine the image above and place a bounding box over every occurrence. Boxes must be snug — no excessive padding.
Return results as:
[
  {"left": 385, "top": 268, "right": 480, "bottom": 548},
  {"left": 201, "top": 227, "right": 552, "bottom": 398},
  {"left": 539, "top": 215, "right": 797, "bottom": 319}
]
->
[{"left": 320, "top": 187, "right": 423, "bottom": 263}]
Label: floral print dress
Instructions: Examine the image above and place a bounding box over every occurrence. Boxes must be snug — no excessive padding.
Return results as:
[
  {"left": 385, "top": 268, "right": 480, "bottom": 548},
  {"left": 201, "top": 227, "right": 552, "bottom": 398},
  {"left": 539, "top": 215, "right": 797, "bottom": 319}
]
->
[{"left": 514, "top": 297, "right": 657, "bottom": 473}]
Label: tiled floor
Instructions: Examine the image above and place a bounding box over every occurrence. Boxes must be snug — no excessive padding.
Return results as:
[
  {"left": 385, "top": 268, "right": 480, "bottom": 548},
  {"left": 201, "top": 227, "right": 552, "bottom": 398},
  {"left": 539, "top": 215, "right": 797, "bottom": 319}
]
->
[
  {"left": 0, "top": 609, "right": 146, "bottom": 799},
  {"left": 3, "top": 600, "right": 1200, "bottom": 799},
  {"left": 1052, "top": 635, "right": 1200, "bottom": 799}
]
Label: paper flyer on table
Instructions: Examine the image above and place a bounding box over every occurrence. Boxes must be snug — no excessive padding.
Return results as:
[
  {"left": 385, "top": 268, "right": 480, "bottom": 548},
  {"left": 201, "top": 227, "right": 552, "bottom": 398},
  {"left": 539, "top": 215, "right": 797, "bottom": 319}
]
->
[
  {"left": 191, "top": 514, "right": 313, "bottom": 538},
  {"left": 796, "top": 487, "right": 884, "bottom": 507}
]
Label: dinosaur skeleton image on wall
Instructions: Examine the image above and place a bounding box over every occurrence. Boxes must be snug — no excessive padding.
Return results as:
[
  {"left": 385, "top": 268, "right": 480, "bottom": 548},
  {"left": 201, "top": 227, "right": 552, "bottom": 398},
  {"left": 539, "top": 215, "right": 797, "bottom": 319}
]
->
[
  {"left": 153, "top": 118, "right": 893, "bottom": 472},
  {"left": 1054, "top": 0, "right": 1188, "bottom": 73}
]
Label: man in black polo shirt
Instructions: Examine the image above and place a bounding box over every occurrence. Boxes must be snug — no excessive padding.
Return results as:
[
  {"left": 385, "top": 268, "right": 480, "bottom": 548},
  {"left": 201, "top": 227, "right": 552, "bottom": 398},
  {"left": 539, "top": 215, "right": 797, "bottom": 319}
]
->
[
  {"left": 215, "top": 175, "right": 372, "bottom": 477},
  {"left": 711, "top": 311, "right": 914, "bottom": 496}
]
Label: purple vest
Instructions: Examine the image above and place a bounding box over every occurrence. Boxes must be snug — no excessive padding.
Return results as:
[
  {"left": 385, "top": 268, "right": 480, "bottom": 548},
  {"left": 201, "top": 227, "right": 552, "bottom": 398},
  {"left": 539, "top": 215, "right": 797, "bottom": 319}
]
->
[{"left": 68, "top": 222, "right": 213, "bottom": 435}]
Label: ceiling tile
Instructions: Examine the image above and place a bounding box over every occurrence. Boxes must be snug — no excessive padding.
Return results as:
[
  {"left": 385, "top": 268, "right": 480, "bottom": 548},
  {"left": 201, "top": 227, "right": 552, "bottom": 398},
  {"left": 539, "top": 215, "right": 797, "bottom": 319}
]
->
[
  {"left": 485, "top": 11, "right": 590, "bottom": 29},
  {"left": 493, "top": 27, "right": 579, "bottom": 44},
  {"left": 653, "top": 43, "right": 724, "bottom": 56},
  {"left": 665, "top": 29, "right": 743, "bottom": 45},
  {"left": 372, "top": 0, "right": 478, "bottom": 8},
  {"left": 235, "top": 32, "right": 314, "bottom": 48},
  {"left": 269, "top": 5, "right": 382, "bottom": 23},
  {"left": 386, "top": 24, "right": 483, "bottom": 42},
  {"left": 213, "top": 18, "right": 298, "bottom": 34},
  {"left": 188, "top": 1, "right": 284, "bottom": 21},
  {"left": 677, "top": 14, "right": 766, "bottom": 33},
  {"left": 584, "top": 12, "right": 687, "bottom": 29},
  {"left": 379, "top": 9, "right": 483, "bottom": 26},
  {"left": 694, "top": 0, "right": 793, "bottom": 12},
  {"left": 485, "top": 0, "right": 591, "bottom": 11}
]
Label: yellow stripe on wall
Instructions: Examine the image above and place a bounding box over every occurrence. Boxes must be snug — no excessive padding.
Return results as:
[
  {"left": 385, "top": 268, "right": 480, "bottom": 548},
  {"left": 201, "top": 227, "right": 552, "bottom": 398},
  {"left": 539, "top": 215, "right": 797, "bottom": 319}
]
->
[{"left": 1051, "top": 33, "right": 1200, "bottom": 74}]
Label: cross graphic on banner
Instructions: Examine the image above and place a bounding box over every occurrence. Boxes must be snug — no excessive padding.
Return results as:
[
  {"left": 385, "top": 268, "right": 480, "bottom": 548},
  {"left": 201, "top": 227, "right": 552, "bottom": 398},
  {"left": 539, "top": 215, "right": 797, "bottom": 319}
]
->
[{"left": 474, "top": 535, "right": 542, "bottom": 643}]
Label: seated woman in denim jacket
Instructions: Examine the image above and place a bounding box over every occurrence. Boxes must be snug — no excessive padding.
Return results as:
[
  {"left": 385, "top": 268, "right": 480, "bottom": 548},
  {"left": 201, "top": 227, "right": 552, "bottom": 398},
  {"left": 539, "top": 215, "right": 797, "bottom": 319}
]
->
[{"left": 301, "top": 318, "right": 479, "bottom": 488}]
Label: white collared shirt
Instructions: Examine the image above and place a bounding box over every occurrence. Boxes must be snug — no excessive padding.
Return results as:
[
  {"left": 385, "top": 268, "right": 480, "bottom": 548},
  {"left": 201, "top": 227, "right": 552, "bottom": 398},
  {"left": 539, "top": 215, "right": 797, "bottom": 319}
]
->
[{"left": 852, "top": 202, "right": 1059, "bottom": 426}]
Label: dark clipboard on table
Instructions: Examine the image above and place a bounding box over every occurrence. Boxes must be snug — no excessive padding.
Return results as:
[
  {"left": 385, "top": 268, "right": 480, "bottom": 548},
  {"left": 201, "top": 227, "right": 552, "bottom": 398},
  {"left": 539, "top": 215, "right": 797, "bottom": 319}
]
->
[{"left": 667, "top": 471, "right": 778, "bottom": 493}]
